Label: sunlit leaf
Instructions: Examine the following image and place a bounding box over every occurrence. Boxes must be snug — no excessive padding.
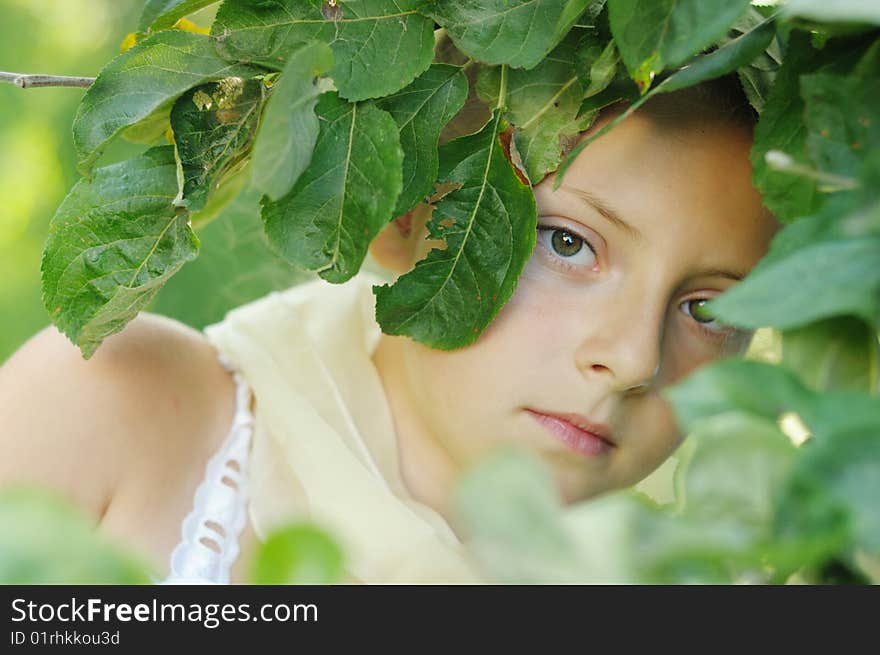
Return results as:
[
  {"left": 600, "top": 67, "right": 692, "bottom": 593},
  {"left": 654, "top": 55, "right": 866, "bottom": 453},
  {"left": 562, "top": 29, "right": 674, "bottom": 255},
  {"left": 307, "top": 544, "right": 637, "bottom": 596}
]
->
[
  {"left": 121, "top": 103, "right": 173, "bottom": 145},
  {"left": 251, "top": 40, "right": 334, "bottom": 202},
  {"left": 138, "top": 0, "right": 219, "bottom": 32},
  {"left": 73, "top": 31, "right": 256, "bottom": 175}
]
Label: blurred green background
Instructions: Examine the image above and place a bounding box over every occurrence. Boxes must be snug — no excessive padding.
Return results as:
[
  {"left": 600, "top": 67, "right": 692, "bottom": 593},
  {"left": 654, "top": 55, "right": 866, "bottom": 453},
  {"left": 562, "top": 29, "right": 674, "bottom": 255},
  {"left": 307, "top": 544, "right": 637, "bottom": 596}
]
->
[{"left": 0, "top": 0, "right": 307, "bottom": 363}]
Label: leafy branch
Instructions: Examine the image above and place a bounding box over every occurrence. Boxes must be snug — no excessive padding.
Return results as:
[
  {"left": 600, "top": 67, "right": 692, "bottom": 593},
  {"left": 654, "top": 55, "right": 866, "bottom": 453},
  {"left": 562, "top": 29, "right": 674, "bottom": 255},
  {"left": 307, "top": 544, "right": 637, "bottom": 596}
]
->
[{"left": 0, "top": 70, "right": 94, "bottom": 88}]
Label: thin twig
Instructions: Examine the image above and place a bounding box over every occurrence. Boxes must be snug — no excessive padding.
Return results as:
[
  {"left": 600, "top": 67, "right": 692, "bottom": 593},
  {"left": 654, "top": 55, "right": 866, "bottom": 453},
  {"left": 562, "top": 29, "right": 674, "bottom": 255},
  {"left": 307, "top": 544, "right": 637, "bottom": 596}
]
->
[{"left": 0, "top": 71, "right": 94, "bottom": 89}]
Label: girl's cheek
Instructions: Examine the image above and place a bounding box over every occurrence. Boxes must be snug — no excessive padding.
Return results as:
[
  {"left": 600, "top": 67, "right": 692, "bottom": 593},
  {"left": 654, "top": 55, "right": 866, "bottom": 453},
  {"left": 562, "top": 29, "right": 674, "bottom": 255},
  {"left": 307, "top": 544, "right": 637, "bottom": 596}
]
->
[
  {"left": 489, "top": 274, "right": 562, "bottom": 344},
  {"left": 468, "top": 256, "right": 588, "bottom": 372}
]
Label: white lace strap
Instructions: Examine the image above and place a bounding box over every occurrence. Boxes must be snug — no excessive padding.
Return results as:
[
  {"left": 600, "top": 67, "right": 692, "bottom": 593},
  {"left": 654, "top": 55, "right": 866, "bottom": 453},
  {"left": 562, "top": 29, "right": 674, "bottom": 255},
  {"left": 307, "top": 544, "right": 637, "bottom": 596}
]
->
[{"left": 158, "top": 354, "right": 254, "bottom": 585}]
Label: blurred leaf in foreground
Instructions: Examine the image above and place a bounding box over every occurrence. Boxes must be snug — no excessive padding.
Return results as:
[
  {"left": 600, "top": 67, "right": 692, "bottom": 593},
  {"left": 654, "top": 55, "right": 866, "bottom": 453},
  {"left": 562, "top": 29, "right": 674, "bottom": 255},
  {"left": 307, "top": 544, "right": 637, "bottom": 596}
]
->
[
  {"left": 0, "top": 485, "right": 152, "bottom": 584},
  {"left": 251, "top": 523, "right": 345, "bottom": 585}
]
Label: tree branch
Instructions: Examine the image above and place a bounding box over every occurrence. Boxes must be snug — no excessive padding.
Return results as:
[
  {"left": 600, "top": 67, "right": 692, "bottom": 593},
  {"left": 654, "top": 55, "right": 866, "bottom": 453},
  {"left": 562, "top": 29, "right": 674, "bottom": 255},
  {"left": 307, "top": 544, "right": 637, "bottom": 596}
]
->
[{"left": 0, "top": 71, "right": 94, "bottom": 89}]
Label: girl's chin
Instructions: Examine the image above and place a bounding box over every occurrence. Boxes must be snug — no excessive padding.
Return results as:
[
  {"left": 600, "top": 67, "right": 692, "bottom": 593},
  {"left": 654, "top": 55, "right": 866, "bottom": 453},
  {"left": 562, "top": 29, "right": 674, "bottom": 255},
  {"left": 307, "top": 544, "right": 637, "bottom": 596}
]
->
[{"left": 539, "top": 457, "right": 620, "bottom": 505}]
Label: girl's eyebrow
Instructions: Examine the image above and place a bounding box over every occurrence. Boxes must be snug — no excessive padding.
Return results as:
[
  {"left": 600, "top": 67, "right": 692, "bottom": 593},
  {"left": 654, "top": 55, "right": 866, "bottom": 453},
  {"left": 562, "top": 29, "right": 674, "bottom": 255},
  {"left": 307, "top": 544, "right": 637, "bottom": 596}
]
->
[
  {"left": 559, "top": 184, "right": 748, "bottom": 282},
  {"left": 692, "top": 267, "right": 746, "bottom": 282},
  {"left": 559, "top": 184, "right": 645, "bottom": 243}
]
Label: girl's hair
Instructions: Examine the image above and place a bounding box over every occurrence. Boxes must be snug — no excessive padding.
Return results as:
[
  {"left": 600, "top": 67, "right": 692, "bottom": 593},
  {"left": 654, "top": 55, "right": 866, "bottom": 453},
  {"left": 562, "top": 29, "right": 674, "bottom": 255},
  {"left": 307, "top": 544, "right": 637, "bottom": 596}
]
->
[{"left": 626, "top": 71, "right": 758, "bottom": 133}]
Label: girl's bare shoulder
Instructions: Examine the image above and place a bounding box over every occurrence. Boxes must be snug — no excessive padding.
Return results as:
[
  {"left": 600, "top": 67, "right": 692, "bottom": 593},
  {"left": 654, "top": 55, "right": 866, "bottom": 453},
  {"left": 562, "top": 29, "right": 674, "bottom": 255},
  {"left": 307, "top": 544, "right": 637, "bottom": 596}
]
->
[{"left": 0, "top": 312, "right": 237, "bottom": 529}]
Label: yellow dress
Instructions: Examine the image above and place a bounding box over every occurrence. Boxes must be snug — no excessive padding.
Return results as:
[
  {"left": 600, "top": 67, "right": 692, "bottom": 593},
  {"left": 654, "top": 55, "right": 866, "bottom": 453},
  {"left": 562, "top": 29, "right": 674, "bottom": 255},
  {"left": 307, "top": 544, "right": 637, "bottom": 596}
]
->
[{"left": 201, "top": 272, "right": 484, "bottom": 584}]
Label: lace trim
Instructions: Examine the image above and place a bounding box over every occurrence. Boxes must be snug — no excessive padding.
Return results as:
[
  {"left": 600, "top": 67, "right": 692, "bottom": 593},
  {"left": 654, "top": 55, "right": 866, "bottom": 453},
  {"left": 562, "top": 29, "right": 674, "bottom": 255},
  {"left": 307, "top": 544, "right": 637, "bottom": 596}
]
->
[{"left": 156, "top": 353, "right": 254, "bottom": 585}]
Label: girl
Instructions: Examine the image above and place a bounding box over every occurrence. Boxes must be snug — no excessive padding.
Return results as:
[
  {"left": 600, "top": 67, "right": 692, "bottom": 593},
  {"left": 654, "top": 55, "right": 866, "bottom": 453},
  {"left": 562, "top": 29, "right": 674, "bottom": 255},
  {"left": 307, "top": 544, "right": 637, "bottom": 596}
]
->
[{"left": 0, "top": 71, "right": 779, "bottom": 584}]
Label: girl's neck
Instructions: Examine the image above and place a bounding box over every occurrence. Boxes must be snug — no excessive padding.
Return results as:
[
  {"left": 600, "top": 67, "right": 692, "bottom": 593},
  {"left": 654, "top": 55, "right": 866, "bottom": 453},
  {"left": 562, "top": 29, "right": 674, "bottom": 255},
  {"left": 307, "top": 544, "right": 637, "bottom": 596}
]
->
[{"left": 371, "top": 333, "right": 465, "bottom": 539}]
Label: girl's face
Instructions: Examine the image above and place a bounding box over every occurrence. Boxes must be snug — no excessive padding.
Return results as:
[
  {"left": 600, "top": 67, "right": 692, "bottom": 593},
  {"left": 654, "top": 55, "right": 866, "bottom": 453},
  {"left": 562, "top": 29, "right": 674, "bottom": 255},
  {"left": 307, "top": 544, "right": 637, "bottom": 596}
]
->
[{"left": 373, "top": 109, "right": 779, "bottom": 504}]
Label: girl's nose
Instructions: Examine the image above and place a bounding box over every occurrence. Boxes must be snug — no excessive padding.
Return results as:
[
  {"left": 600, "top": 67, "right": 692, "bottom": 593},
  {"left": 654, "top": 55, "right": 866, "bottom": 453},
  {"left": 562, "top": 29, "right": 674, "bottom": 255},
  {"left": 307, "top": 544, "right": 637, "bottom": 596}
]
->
[{"left": 573, "top": 299, "right": 664, "bottom": 394}]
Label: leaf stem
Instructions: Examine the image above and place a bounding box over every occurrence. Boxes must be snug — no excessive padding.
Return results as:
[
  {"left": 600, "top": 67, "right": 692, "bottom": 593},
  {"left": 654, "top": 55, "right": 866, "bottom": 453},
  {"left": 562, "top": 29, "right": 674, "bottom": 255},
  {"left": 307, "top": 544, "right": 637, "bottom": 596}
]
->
[
  {"left": 497, "top": 64, "right": 507, "bottom": 111},
  {"left": 764, "top": 150, "right": 859, "bottom": 191},
  {"left": 0, "top": 71, "right": 95, "bottom": 88}
]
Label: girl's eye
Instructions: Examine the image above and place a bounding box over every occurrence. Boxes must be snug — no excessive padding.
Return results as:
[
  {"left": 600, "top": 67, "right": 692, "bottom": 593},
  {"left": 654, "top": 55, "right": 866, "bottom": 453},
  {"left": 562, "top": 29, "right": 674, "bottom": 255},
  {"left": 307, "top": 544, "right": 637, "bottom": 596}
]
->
[
  {"left": 536, "top": 226, "right": 598, "bottom": 270},
  {"left": 681, "top": 298, "right": 735, "bottom": 340}
]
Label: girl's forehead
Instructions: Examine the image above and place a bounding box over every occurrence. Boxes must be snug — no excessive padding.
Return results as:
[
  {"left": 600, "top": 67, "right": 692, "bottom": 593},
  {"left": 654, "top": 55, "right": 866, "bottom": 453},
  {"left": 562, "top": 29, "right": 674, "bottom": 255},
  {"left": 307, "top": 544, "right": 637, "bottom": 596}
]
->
[
  {"left": 536, "top": 112, "right": 776, "bottom": 270},
  {"left": 557, "top": 111, "right": 754, "bottom": 188}
]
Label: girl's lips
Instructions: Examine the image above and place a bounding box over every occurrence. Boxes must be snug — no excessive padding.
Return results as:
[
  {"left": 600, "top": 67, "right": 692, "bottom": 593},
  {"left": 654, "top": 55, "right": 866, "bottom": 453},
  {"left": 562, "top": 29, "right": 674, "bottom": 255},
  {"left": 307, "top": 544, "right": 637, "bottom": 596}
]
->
[{"left": 525, "top": 409, "right": 615, "bottom": 457}]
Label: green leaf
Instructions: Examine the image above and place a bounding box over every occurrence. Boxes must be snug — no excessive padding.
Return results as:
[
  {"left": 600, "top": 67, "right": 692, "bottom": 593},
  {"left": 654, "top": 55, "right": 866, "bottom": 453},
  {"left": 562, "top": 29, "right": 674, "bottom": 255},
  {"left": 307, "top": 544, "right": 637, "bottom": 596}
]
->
[
  {"left": 454, "top": 446, "right": 587, "bottom": 583},
  {"left": 556, "top": 17, "right": 774, "bottom": 189},
  {"left": 170, "top": 77, "right": 266, "bottom": 211},
  {"left": 663, "top": 359, "right": 813, "bottom": 434},
  {"left": 663, "top": 357, "right": 880, "bottom": 441},
  {"left": 145, "top": 180, "right": 314, "bottom": 328},
  {"left": 373, "top": 106, "right": 537, "bottom": 349},
  {"left": 0, "top": 485, "right": 152, "bottom": 584},
  {"left": 775, "top": 426, "right": 880, "bottom": 559},
  {"left": 122, "top": 103, "right": 173, "bottom": 144},
  {"left": 633, "top": 413, "right": 798, "bottom": 583},
  {"left": 251, "top": 40, "right": 334, "bottom": 202},
  {"left": 783, "top": 0, "right": 880, "bottom": 26},
  {"left": 631, "top": 509, "right": 760, "bottom": 583},
  {"left": 578, "top": 37, "right": 620, "bottom": 98},
  {"left": 476, "top": 28, "right": 597, "bottom": 183},
  {"left": 715, "top": 6, "right": 783, "bottom": 115},
  {"left": 376, "top": 64, "right": 469, "bottom": 217},
  {"left": 750, "top": 31, "right": 870, "bottom": 221},
  {"left": 801, "top": 49, "right": 880, "bottom": 184},
  {"left": 733, "top": 189, "right": 877, "bottom": 285},
  {"left": 571, "top": 489, "right": 760, "bottom": 584},
  {"left": 749, "top": 33, "right": 820, "bottom": 222},
  {"left": 261, "top": 92, "right": 403, "bottom": 283},
  {"left": 251, "top": 523, "right": 345, "bottom": 584},
  {"left": 575, "top": 75, "right": 640, "bottom": 117},
  {"left": 744, "top": 197, "right": 854, "bottom": 281},
  {"left": 677, "top": 412, "right": 797, "bottom": 527},
  {"left": 607, "top": 0, "right": 752, "bottom": 92},
  {"left": 73, "top": 31, "right": 256, "bottom": 175},
  {"left": 652, "top": 20, "right": 776, "bottom": 95},
  {"left": 428, "top": 0, "right": 592, "bottom": 70},
  {"left": 212, "top": 0, "right": 435, "bottom": 102},
  {"left": 138, "top": 0, "right": 220, "bottom": 32},
  {"left": 41, "top": 146, "right": 199, "bottom": 359},
  {"left": 781, "top": 316, "right": 879, "bottom": 393},
  {"left": 456, "top": 445, "right": 663, "bottom": 583},
  {"left": 705, "top": 237, "right": 880, "bottom": 330},
  {"left": 189, "top": 160, "right": 253, "bottom": 230},
  {"left": 810, "top": 391, "right": 880, "bottom": 441}
]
